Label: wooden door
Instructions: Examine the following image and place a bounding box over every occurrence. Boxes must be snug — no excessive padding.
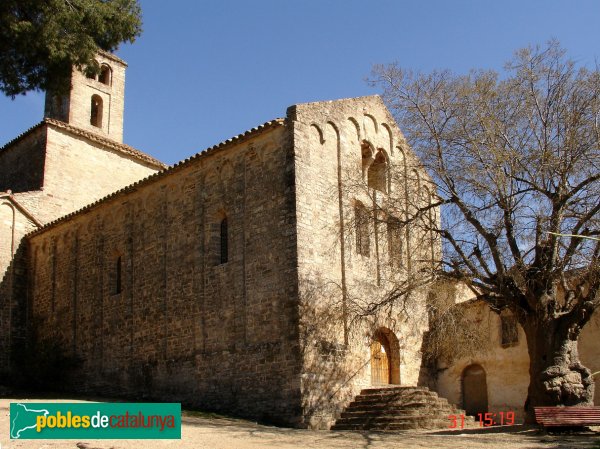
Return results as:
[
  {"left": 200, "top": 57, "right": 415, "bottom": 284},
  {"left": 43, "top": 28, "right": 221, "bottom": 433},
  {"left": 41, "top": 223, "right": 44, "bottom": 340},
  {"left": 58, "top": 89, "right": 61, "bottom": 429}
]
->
[
  {"left": 462, "top": 364, "right": 488, "bottom": 416},
  {"left": 370, "top": 340, "right": 390, "bottom": 385}
]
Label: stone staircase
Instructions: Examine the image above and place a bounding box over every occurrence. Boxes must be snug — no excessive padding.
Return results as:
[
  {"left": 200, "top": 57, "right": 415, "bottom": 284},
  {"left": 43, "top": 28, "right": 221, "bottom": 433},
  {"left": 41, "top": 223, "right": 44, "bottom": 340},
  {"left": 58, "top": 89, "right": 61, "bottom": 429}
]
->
[{"left": 331, "top": 386, "right": 476, "bottom": 431}]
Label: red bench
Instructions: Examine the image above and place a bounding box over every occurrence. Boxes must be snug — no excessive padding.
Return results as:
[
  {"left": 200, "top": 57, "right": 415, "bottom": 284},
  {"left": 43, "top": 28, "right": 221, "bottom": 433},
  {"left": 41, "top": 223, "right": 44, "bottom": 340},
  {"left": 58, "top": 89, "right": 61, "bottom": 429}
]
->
[{"left": 534, "top": 406, "right": 600, "bottom": 427}]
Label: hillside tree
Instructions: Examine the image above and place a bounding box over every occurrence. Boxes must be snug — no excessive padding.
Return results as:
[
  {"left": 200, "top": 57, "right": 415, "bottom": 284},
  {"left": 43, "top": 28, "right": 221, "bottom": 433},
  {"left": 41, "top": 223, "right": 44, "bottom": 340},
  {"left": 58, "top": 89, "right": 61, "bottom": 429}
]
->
[
  {"left": 0, "top": 0, "right": 142, "bottom": 97},
  {"left": 371, "top": 41, "right": 600, "bottom": 421}
]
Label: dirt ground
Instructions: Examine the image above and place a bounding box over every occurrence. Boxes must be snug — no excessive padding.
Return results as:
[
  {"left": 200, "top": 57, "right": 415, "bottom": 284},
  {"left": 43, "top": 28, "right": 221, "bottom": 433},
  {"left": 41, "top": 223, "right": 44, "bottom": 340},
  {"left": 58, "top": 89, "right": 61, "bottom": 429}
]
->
[{"left": 1, "top": 398, "right": 599, "bottom": 449}]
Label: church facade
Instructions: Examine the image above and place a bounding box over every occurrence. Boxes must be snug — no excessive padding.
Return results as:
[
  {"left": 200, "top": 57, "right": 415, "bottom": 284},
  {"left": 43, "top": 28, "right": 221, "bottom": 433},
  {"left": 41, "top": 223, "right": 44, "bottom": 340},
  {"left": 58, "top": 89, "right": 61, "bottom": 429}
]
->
[{"left": 1, "top": 53, "right": 437, "bottom": 428}]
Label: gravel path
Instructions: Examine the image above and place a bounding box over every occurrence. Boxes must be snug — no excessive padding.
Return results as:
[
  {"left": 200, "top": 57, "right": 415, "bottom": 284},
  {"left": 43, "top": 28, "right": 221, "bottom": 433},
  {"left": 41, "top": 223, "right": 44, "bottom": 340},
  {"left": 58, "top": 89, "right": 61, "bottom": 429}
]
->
[{"left": 1, "top": 398, "right": 598, "bottom": 449}]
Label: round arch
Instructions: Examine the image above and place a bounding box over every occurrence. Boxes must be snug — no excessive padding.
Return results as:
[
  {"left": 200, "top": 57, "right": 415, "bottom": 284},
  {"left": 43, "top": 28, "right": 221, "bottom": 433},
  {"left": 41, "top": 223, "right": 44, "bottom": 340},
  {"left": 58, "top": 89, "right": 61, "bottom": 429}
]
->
[
  {"left": 99, "top": 64, "right": 112, "bottom": 85},
  {"left": 90, "top": 94, "right": 103, "bottom": 127},
  {"left": 462, "top": 363, "right": 489, "bottom": 416},
  {"left": 370, "top": 327, "right": 401, "bottom": 385},
  {"left": 368, "top": 148, "right": 390, "bottom": 193}
]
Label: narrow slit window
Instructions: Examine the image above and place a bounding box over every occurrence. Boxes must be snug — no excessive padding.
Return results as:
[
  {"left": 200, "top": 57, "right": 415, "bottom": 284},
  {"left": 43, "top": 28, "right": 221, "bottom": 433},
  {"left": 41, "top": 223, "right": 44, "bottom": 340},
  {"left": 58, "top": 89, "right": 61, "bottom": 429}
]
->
[
  {"left": 220, "top": 217, "right": 228, "bottom": 264},
  {"left": 114, "top": 255, "right": 122, "bottom": 295}
]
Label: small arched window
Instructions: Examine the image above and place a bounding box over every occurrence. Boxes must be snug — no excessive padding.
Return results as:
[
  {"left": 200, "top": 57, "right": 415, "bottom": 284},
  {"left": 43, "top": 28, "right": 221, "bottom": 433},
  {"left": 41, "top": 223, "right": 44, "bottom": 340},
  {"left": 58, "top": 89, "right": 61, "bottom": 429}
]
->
[
  {"left": 90, "top": 95, "right": 103, "bottom": 128},
  {"left": 99, "top": 64, "right": 112, "bottom": 85},
  {"left": 220, "top": 217, "right": 228, "bottom": 264},
  {"left": 368, "top": 150, "right": 388, "bottom": 192}
]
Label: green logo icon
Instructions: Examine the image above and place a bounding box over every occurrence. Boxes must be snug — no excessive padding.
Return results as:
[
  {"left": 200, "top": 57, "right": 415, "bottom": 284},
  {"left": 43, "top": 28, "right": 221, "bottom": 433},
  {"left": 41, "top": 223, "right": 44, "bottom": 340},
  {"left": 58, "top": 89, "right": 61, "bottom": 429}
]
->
[
  {"left": 10, "top": 402, "right": 181, "bottom": 439},
  {"left": 10, "top": 403, "right": 50, "bottom": 439}
]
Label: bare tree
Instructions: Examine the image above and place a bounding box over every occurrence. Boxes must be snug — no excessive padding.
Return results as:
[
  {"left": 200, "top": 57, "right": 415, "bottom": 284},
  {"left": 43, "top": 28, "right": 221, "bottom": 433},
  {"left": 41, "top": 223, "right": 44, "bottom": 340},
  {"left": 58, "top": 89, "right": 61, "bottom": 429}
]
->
[{"left": 371, "top": 41, "right": 600, "bottom": 421}]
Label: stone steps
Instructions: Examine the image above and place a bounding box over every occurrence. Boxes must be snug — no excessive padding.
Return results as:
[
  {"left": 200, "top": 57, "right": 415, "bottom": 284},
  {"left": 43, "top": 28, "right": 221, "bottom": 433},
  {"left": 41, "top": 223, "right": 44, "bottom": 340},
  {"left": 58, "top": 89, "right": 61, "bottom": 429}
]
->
[
  {"left": 341, "top": 406, "right": 457, "bottom": 418},
  {"left": 331, "top": 417, "right": 450, "bottom": 430},
  {"left": 351, "top": 395, "right": 448, "bottom": 406},
  {"left": 331, "top": 386, "right": 476, "bottom": 431}
]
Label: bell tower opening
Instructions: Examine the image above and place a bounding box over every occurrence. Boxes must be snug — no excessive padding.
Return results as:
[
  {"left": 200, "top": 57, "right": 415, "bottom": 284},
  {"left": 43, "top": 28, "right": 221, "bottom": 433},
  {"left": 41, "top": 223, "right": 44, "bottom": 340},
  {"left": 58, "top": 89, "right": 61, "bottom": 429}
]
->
[
  {"left": 44, "top": 51, "right": 127, "bottom": 143},
  {"left": 90, "top": 95, "right": 103, "bottom": 128}
]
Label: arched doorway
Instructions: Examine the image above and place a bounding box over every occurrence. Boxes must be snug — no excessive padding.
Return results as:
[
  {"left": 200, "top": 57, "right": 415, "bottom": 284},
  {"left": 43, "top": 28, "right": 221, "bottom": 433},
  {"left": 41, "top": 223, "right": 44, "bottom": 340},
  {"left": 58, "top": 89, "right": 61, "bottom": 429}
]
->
[
  {"left": 462, "top": 364, "right": 488, "bottom": 416},
  {"left": 370, "top": 328, "right": 401, "bottom": 385}
]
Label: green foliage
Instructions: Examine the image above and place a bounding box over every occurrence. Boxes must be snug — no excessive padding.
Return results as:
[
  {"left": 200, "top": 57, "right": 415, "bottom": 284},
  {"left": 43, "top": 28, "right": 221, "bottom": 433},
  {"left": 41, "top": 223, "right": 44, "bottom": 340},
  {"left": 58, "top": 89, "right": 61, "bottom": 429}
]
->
[{"left": 0, "top": 0, "right": 142, "bottom": 97}]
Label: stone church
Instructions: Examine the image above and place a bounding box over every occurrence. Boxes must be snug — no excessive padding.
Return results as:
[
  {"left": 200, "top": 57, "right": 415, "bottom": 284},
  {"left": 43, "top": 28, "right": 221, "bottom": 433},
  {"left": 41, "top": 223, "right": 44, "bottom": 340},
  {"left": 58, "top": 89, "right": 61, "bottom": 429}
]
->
[{"left": 1, "top": 52, "right": 458, "bottom": 429}]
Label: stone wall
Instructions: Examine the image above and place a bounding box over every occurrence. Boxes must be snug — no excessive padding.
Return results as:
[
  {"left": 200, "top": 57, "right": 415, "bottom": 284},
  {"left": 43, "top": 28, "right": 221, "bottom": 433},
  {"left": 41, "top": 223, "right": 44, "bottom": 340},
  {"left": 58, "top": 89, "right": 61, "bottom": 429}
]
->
[
  {"left": 2, "top": 124, "right": 161, "bottom": 226},
  {"left": 0, "top": 199, "right": 38, "bottom": 376},
  {"left": 27, "top": 123, "right": 304, "bottom": 425},
  {"left": 0, "top": 126, "right": 46, "bottom": 194},
  {"left": 40, "top": 126, "right": 160, "bottom": 221},
  {"left": 290, "top": 96, "right": 437, "bottom": 428}
]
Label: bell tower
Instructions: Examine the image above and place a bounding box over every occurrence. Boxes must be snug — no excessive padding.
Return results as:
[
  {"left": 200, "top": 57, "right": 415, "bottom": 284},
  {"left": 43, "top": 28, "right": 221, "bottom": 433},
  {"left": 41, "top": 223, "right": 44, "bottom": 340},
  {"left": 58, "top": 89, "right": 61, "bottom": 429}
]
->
[{"left": 44, "top": 51, "right": 127, "bottom": 143}]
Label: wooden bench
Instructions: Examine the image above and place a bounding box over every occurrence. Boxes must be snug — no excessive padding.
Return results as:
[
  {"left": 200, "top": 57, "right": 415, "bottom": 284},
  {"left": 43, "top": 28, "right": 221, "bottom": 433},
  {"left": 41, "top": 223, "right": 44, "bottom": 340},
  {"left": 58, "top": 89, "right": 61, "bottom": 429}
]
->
[{"left": 534, "top": 406, "right": 600, "bottom": 427}]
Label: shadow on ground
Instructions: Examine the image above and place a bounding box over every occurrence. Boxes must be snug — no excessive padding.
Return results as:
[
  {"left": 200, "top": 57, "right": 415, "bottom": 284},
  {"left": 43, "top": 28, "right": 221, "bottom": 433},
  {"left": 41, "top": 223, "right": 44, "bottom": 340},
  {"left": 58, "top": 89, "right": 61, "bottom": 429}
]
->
[{"left": 3, "top": 396, "right": 600, "bottom": 449}]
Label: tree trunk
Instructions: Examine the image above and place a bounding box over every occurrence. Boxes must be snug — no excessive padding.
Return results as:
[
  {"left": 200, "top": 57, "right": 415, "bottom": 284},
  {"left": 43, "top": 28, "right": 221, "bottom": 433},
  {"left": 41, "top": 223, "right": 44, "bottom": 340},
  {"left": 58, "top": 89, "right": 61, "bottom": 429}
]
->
[{"left": 523, "top": 319, "right": 595, "bottom": 423}]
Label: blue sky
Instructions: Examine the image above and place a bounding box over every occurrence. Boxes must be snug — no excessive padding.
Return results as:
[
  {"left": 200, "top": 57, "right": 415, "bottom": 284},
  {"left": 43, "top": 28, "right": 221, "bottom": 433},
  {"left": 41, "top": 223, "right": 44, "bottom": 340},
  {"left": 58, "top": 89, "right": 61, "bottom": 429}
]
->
[{"left": 2, "top": 0, "right": 600, "bottom": 165}]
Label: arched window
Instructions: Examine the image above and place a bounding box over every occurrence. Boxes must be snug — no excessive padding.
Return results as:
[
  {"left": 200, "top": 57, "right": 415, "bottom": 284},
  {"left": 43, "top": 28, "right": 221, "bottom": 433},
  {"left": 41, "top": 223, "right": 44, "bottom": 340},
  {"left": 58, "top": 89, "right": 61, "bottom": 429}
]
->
[
  {"left": 354, "top": 203, "right": 370, "bottom": 257},
  {"left": 220, "top": 217, "right": 228, "bottom": 264},
  {"left": 368, "top": 150, "right": 388, "bottom": 192},
  {"left": 99, "top": 64, "right": 112, "bottom": 85},
  {"left": 90, "top": 95, "right": 103, "bottom": 127}
]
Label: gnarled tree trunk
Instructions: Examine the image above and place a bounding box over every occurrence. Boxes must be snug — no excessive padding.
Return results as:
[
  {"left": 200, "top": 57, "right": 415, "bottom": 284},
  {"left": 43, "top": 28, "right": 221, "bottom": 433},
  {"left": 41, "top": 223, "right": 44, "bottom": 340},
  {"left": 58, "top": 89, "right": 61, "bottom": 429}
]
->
[{"left": 522, "top": 318, "right": 594, "bottom": 423}]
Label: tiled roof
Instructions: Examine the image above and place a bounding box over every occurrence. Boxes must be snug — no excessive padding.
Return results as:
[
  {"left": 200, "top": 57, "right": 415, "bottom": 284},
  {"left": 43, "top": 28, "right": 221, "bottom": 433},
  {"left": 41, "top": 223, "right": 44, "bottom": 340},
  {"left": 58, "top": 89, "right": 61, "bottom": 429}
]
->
[
  {"left": 0, "top": 118, "right": 166, "bottom": 169},
  {"left": 27, "top": 118, "right": 285, "bottom": 237}
]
